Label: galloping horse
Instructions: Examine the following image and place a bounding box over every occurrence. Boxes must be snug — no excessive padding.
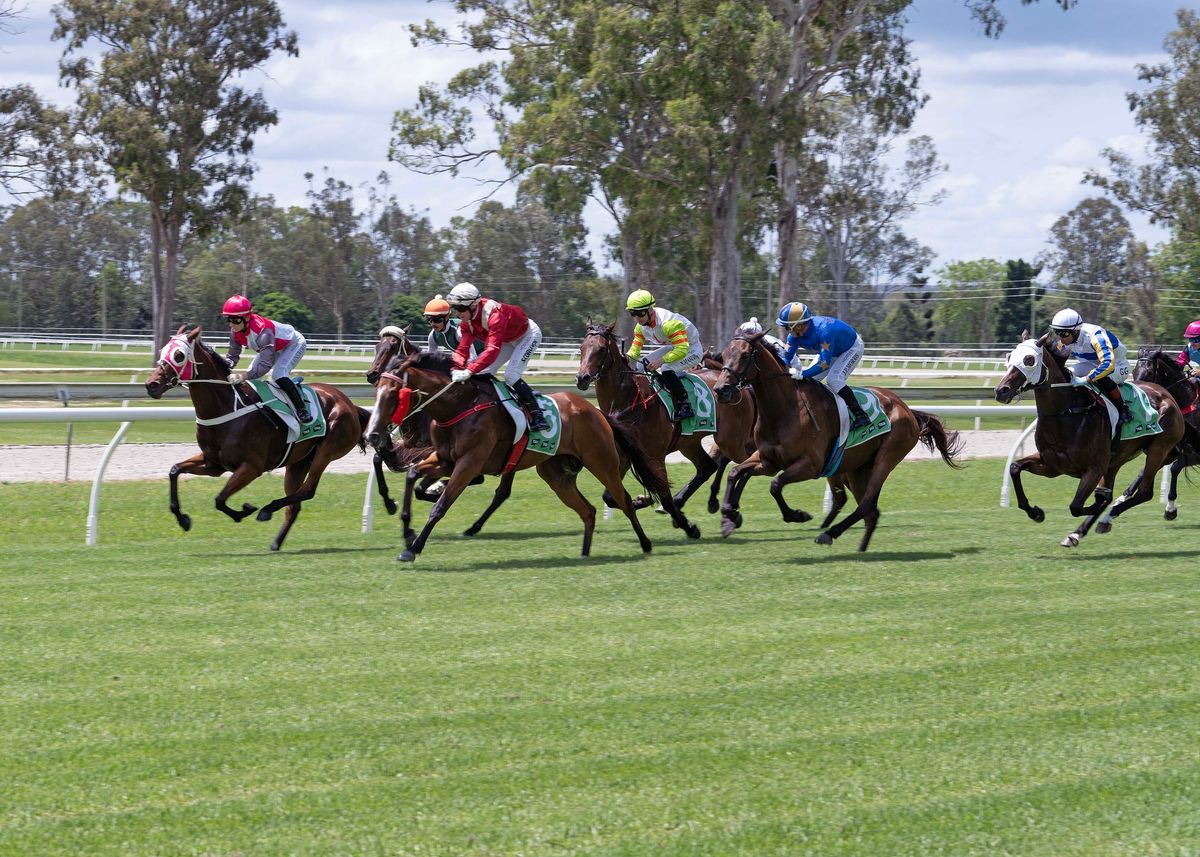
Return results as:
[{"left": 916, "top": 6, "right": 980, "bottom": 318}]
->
[
  {"left": 575, "top": 322, "right": 757, "bottom": 521},
  {"left": 994, "top": 334, "right": 1186, "bottom": 546},
  {"left": 144, "top": 325, "right": 371, "bottom": 551},
  {"left": 714, "top": 331, "right": 963, "bottom": 551},
  {"left": 364, "top": 351, "right": 689, "bottom": 562},
  {"left": 365, "top": 327, "right": 506, "bottom": 546},
  {"left": 1132, "top": 346, "right": 1200, "bottom": 520}
]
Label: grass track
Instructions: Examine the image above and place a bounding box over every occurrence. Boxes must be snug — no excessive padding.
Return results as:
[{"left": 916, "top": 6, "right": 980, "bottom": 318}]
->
[{"left": 2, "top": 460, "right": 1199, "bottom": 855}]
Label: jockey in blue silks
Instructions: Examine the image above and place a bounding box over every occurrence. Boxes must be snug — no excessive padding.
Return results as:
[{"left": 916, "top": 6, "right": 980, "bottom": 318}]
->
[
  {"left": 776, "top": 301, "right": 869, "bottom": 429},
  {"left": 1050, "top": 307, "right": 1132, "bottom": 424}
]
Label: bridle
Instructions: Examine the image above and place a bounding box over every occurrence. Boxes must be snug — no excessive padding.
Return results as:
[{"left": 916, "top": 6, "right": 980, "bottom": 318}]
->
[
  {"left": 153, "top": 335, "right": 233, "bottom": 389},
  {"left": 577, "top": 327, "right": 617, "bottom": 385},
  {"left": 1137, "top": 348, "right": 1198, "bottom": 414}
]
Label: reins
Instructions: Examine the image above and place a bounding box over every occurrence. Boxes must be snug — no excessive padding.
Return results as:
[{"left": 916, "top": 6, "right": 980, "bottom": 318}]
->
[{"left": 381, "top": 370, "right": 460, "bottom": 421}]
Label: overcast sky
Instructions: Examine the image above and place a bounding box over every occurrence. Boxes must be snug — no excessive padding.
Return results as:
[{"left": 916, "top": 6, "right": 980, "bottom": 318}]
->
[{"left": 0, "top": 0, "right": 1185, "bottom": 280}]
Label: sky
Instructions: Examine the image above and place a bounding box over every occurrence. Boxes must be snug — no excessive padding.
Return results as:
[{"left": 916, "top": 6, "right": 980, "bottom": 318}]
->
[{"left": 0, "top": 0, "right": 1186, "bottom": 281}]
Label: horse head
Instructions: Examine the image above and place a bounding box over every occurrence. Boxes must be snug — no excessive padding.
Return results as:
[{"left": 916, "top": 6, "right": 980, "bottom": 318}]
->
[
  {"left": 576, "top": 320, "right": 620, "bottom": 391},
  {"left": 1133, "top": 346, "right": 1171, "bottom": 384},
  {"left": 994, "top": 336, "right": 1046, "bottom": 404},
  {"left": 367, "top": 324, "right": 418, "bottom": 385},
  {"left": 145, "top": 325, "right": 225, "bottom": 399},
  {"left": 714, "top": 332, "right": 770, "bottom": 404}
]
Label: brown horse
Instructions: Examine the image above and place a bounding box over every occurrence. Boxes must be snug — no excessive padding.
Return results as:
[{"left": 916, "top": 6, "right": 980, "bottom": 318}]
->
[
  {"left": 994, "top": 334, "right": 1187, "bottom": 546},
  {"left": 143, "top": 325, "right": 371, "bottom": 551},
  {"left": 575, "top": 322, "right": 757, "bottom": 523},
  {"left": 363, "top": 350, "right": 687, "bottom": 562},
  {"left": 1129, "top": 346, "right": 1200, "bottom": 521},
  {"left": 713, "top": 331, "right": 964, "bottom": 551},
  {"left": 365, "top": 327, "right": 505, "bottom": 546}
]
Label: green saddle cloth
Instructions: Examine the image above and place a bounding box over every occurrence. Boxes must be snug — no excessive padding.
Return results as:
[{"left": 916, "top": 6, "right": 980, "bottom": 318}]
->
[
  {"left": 651, "top": 373, "right": 717, "bottom": 434},
  {"left": 1111, "top": 381, "right": 1163, "bottom": 440},
  {"left": 487, "top": 379, "right": 562, "bottom": 456},
  {"left": 246, "top": 378, "right": 327, "bottom": 442}
]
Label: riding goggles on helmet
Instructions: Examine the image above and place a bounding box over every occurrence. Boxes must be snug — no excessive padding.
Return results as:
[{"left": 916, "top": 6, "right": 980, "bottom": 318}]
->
[
  {"left": 629, "top": 307, "right": 652, "bottom": 317},
  {"left": 224, "top": 315, "right": 246, "bottom": 323},
  {"left": 449, "top": 303, "right": 473, "bottom": 312},
  {"left": 425, "top": 313, "right": 448, "bottom": 322}
]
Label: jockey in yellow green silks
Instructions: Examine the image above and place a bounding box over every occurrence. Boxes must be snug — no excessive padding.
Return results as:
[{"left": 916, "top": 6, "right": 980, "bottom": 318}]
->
[{"left": 625, "top": 289, "right": 703, "bottom": 422}]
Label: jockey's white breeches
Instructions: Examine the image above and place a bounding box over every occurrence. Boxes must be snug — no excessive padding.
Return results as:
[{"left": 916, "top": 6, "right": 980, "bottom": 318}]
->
[
  {"left": 646, "top": 345, "right": 703, "bottom": 375},
  {"left": 474, "top": 321, "right": 542, "bottom": 384},
  {"left": 803, "top": 335, "right": 864, "bottom": 392}
]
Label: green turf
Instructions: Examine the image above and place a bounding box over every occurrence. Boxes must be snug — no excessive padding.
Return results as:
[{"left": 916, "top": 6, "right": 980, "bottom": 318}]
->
[{"left": 1, "top": 459, "right": 1197, "bottom": 855}]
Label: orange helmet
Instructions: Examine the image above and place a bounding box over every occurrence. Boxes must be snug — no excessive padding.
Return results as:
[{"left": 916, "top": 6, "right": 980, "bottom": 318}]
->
[{"left": 424, "top": 296, "right": 451, "bottom": 317}]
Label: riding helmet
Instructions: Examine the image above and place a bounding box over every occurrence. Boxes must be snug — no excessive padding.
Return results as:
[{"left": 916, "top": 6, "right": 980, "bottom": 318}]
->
[
  {"left": 776, "top": 302, "right": 812, "bottom": 329},
  {"left": 1050, "top": 307, "right": 1083, "bottom": 332},
  {"left": 1185, "top": 319, "right": 1200, "bottom": 341},
  {"left": 222, "top": 294, "right": 252, "bottom": 316},
  {"left": 625, "top": 290, "right": 656, "bottom": 312}
]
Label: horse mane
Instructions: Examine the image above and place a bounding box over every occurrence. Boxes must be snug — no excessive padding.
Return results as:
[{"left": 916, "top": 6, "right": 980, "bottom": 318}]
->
[
  {"left": 190, "top": 330, "right": 229, "bottom": 379},
  {"left": 406, "top": 350, "right": 459, "bottom": 376}
]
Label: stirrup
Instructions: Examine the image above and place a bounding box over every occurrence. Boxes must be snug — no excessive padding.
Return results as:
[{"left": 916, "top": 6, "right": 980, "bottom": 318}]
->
[
  {"left": 849, "top": 412, "right": 869, "bottom": 429},
  {"left": 674, "top": 401, "right": 694, "bottom": 421},
  {"left": 528, "top": 411, "right": 549, "bottom": 432}
]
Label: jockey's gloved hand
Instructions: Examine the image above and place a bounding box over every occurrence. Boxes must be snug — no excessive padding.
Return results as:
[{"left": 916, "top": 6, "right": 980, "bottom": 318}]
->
[
  {"left": 789, "top": 367, "right": 803, "bottom": 380},
  {"left": 640, "top": 357, "right": 653, "bottom": 373},
  {"left": 228, "top": 372, "right": 245, "bottom": 384},
  {"left": 1070, "top": 374, "right": 1088, "bottom": 386},
  {"left": 450, "top": 369, "right": 473, "bottom": 383}
]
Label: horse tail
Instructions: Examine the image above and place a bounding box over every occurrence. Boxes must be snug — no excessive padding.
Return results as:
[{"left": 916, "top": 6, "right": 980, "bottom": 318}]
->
[
  {"left": 603, "top": 412, "right": 672, "bottom": 502},
  {"left": 913, "top": 409, "right": 967, "bottom": 468},
  {"left": 354, "top": 406, "right": 372, "bottom": 452}
]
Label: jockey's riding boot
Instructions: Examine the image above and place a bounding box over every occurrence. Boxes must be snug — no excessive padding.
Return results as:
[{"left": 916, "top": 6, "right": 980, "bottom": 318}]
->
[
  {"left": 1105, "top": 383, "right": 1132, "bottom": 424},
  {"left": 276, "top": 376, "right": 312, "bottom": 423},
  {"left": 661, "top": 371, "right": 694, "bottom": 421},
  {"left": 513, "top": 379, "right": 549, "bottom": 432},
  {"left": 837, "top": 386, "right": 870, "bottom": 430}
]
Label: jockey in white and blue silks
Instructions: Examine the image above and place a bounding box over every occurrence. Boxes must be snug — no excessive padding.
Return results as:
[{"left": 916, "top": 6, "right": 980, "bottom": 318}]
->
[
  {"left": 776, "top": 301, "right": 869, "bottom": 429},
  {"left": 1050, "top": 307, "right": 1131, "bottom": 424}
]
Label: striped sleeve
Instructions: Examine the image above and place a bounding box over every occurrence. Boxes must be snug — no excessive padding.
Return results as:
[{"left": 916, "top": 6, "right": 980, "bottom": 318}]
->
[
  {"left": 627, "top": 326, "right": 645, "bottom": 360},
  {"left": 660, "top": 319, "right": 690, "bottom": 363}
]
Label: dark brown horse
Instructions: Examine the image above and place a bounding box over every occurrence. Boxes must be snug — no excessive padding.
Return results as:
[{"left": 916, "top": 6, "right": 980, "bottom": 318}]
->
[
  {"left": 1131, "top": 346, "right": 1200, "bottom": 520},
  {"left": 364, "top": 350, "right": 689, "bottom": 562},
  {"left": 575, "top": 322, "right": 757, "bottom": 524},
  {"left": 994, "top": 334, "right": 1187, "bottom": 546},
  {"left": 144, "top": 325, "right": 371, "bottom": 551},
  {"left": 713, "top": 331, "right": 964, "bottom": 551},
  {"left": 365, "top": 327, "right": 504, "bottom": 546}
]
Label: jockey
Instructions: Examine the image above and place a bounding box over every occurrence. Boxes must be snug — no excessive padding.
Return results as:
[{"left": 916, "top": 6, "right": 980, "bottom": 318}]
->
[
  {"left": 625, "top": 289, "right": 703, "bottom": 421},
  {"left": 1050, "top": 307, "right": 1132, "bottom": 424},
  {"left": 222, "top": 294, "right": 311, "bottom": 423},
  {"left": 1177, "top": 319, "right": 1200, "bottom": 375},
  {"left": 776, "top": 301, "right": 868, "bottom": 429},
  {"left": 446, "top": 281, "right": 549, "bottom": 433},
  {"left": 424, "top": 295, "right": 478, "bottom": 359}
]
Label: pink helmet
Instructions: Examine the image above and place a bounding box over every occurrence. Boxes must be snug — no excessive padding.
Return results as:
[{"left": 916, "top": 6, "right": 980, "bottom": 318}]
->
[
  {"left": 1185, "top": 320, "right": 1200, "bottom": 341},
  {"left": 222, "top": 294, "right": 252, "bottom": 316}
]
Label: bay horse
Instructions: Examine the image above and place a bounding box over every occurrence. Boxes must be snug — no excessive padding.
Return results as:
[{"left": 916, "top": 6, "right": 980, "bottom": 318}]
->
[
  {"left": 1131, "top": 346, "right": 1200, "bottom": 520},
  {"left": 575, "top": 322, "right": 757, "bottom": 523},
  {"left": 365, "top": 327, "right": 506, "bottom": 546},
  {"left": 713, "top": 331, "right": 964, "bottom": 551},
  {"left": 363, "top": 351, "right": 688, "bottom": 562},
  {"left": 143, "top": 325, "right": 371, "bottom": 551},
  {"left": 993, "top": 333, "right": 1187, "bottom": 546}
]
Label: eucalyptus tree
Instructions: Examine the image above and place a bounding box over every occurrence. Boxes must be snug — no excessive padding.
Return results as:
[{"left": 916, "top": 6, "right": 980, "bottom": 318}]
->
[{"left": 53, "top": 0, "right": 298, "bottom": 354}]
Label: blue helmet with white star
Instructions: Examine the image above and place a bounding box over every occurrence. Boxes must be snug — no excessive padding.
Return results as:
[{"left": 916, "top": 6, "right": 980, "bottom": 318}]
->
[{"left": 776, "top": 302, "right": 812, "bottom": 330}]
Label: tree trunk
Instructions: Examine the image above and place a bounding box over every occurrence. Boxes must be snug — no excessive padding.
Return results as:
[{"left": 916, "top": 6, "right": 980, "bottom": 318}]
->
[
  {"left": 775, "top": 146, "right": 800, "bottom": 310},
  {"left": 707, "top": 168, "right": 742, "bottom": 348}
]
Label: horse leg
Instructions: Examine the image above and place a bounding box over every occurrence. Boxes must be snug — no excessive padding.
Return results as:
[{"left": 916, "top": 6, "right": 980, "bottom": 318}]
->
[
  {"left": 817, "top": 456, "right": 898, "bottom": 550},
  {"left": 819, "top": 477, "right": 848, "bottom": 530},
  {"left": 1059, "top": 467, "right": 1110, "bottom": 547},
  {"left": 769, "top": 469, "right": 813, "bottom": 524},
  {"left": 670, "top": 446, "right": 720, "bottom": 511},
  {"left": 838, "top": 470, "right": 881, "bottom": 552},
  {"left": 1008, "top": 454, "right": 1056, "bottom": 523},
  {"left": 269, "top": 459, "right": 310, "bottom": 552},
  {"left": 256, "top": 442, "right": 340, "bottom": 522},
  {"left": 373, "top": 453, "right": 398, "bottom": 516},
  {"left": 1104, "top": 440, "right": 1176, "bottom": 525},
  {"left": 1165, "top": 456, "right": 1184, "bottom": 520},
  {"left": 167, "top": 452, "right": 223, "bottom": 532},
  {"left": 401, "top": 467, "right": 421, "bottom": 546},
  {"left": 720, "top": 452, "right": 779, "bottom": 538},
  {"left": 214, "top": 462, "right": 265, "bottom": 522},
  {"left": 707, "top": 455, "right": 731, "bottom": 515},
  {"left": 584, "top": 452, "right": 656, "bottom": 554},
  {"left": 1095, "top": 468, "right": 1143, "bottom": 535},
  {"left": 402, "top": 461, "right": 485, "bottom": 562},
  {"left": 463, "top": 472, "right": 515, "bottom": 537},
  {"left": 533, "top": 457, "right": 599, "bottom": 556}
]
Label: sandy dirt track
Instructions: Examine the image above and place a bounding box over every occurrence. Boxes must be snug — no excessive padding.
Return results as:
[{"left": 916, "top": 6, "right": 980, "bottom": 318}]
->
[{"left": 0, "top": 431, "right": 1025, "bottom": 484}]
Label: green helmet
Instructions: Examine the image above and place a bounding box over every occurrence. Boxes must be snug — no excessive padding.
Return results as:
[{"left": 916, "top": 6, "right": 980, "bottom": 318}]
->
[{"left": 625, "top": 290, "right": 656, "bottom": 312}]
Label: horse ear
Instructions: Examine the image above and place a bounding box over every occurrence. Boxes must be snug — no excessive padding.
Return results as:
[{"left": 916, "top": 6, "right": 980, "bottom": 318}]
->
[
  {"left": 175, "top": 324, "right": 187, "bottom": 336},
  {"left": 1019, "top": 328, "right": 1029, "bottom": 340},
  {"left": 188, "top": 326, "right": 202, "bottom": 342}
]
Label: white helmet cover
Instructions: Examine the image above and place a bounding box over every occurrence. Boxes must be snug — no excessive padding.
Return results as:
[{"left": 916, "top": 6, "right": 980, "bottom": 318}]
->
[
  {"left": 1051, "top": 307, "right": 1082, "bottom": 330},
  {"left": 448, "top": 282, "right": 480, "bottom": 304}
]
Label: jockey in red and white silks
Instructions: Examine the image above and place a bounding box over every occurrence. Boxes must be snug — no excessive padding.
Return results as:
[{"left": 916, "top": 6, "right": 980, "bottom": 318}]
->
[
  {"left": 221, "top": 293, "right": 311, "bottom": 421},
  {"left": 453, "top": 294, "right": 542, "bottom": 385}
]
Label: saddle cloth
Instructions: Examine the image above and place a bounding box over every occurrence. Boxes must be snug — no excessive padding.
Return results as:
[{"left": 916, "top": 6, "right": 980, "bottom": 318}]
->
[
  {"left": 1087, "top": 380, "right": 1163, "bottom": 440},
  {"left": 246, "top": 378, "right": 326, "bottom": 444},
  {"left": 487, "top": 379, "right": 562, "bottom": 456},
  {"left": 820, "top": 386, "right": 892, "bottom": 477},
  {"left": 650, "top": 373, "right": 718, "bottom": 434}
]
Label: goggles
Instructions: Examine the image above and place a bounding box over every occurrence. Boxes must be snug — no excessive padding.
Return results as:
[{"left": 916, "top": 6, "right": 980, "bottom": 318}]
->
[
  {"left": 425, "top": 313, "right": 449, "bottom": 323},
  {"left": 224, "top": 315, "right": 246, "bottom": 324},
  {"left": 628, "top": 308, "right": 652, "bottom": 317},
  {"left": 449, "top": 303, "right": 473, "bottom": 312},
  {"left": 1053, "top": 328, "right": 1076, "bottom": 338},
  {"left": 1189, "top": 337, "right": 1200, "bottom": 345}
]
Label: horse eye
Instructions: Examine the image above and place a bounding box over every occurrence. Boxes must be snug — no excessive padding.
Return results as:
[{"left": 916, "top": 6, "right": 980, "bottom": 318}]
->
[
  {"left": 172, "top": 350, "right": 185, "bottom": 363},
  {"left": 1023, "top": 355, "right": 1035, "bottom": 367}
]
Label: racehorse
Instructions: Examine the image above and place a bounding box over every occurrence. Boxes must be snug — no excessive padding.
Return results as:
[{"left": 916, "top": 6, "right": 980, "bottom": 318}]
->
[
  {"left": 1132, "top": 346, "right": 1200, "bottom": 520},
  {"left": 713, "top": 331, "right": 964, "bottom": 551},
  {"left": 575, "top": 321, "right": 757, "bottom": 523},
  {"left": 144, "top": 325, "right": 371, "bottom": 551},
  {"left": 365, "top": 327, "right": 505, "bottom": 547},
  {"left": 993, "top": 333, "right": 1187, "bottom": 546},
  {"left": 364, "top": 350, "right": 692, "bottom": 562}
]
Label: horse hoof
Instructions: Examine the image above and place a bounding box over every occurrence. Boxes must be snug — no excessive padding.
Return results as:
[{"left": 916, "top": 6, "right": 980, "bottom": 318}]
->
[
  {"left": 654, "top": 504, "right": 669, "bottom": 514},
  {"left": 270, "top": 542, "right": 281, "bottom": 552},
  {"left": 720, "top": 519, "right": 735, "bottom": 538},
  {"left": 398, "top": 550, "right": 416, "bottom": 562},
  {"left": 1060, "top": 533, "right": 1080, "bottom": 548},
  {"left": 1096, "top": 521, "right": 1112, "bottom": 535},
  {"left": 785, "top": 511, "right": 813, "bottom": 524},
  {"left": 462, "top": 526, "right": 480, "bottom": 537},
  {"left": 815, "top": 532, "right": 833, "bottom": 546},
  {"left": 1028, "top": 507, "right": 1045, "bottom": 523},
  {"left": 707, "top": 498, "right": 719, "bottom": 515},
  {"left": 384, "top": 500, "right": 398, "bottom": 516},
  {"left": 255, "top": 509, "right": 273, "bottom": 522},
  {"left": 1165, "top": 509, "right": 1178, "bottom": 521},
  {"left": 686, "top": 524, "right": 701, "bottom": 540},
  {"left": 177, "top": 514, "right": 192, "bottom": 532},
  {"left": 242, "top": 503, "right": 257, "bottom": 515}
]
